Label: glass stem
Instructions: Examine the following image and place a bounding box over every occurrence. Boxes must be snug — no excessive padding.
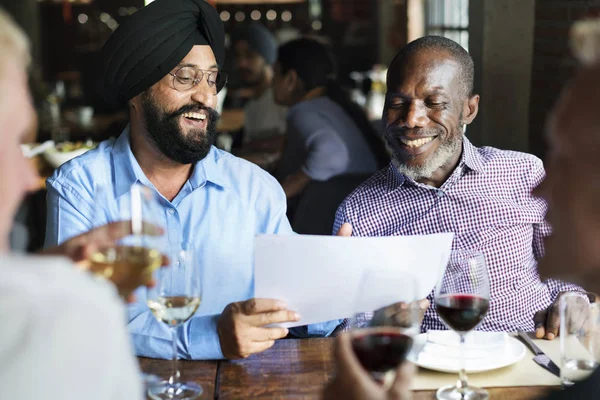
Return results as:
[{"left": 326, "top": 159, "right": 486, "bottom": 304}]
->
[
  {"left": 457, "top": 333, "right": 468, "bottom": 393},
  {"left": 168, "top": 327, "right": 181, "bottom": 387}
]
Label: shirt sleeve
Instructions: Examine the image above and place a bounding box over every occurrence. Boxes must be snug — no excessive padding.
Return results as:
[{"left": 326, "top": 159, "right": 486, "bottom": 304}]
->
[
  {"left": 127, "top": 287, "right": 225, "bottom": 360},
  {"left": 45, "top": 178, "right": 95, "bottom": 247},
  {"left": 288, "top": 111, "right": 350, "bottom": 181},
  {"left": 332, "top": 200, "right": 349, "bottom": 236}
]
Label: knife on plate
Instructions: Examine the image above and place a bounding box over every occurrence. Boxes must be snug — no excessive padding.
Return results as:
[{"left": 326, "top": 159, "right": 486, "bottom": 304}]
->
[{"left": 517, "top": 331, "right": 561, "bottom": 378}]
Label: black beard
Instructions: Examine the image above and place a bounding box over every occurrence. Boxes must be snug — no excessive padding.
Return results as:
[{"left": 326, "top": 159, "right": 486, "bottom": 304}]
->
[{"left": 140, "top": 91, "right": 219, "bottom": 165}]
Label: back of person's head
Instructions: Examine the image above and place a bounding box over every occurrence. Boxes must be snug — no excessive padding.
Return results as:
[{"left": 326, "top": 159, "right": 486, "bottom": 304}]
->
[
  {"left": 231, "top": 22, "right": 278, "bottom": 65},
  {"left": 388, "top": 35, "right": 474, "bottom": 99},
  {"left": 277, "top": 38, "right": 337, "bottom": 91}
]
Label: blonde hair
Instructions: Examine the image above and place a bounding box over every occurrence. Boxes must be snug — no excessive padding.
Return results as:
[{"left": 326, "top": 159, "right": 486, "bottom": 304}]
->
[{"left": 0, "top": 7, "right": 31, "bottom": 73}]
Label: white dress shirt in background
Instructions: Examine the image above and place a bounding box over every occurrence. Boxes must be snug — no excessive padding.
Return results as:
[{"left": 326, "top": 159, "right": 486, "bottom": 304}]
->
[{"left": 0, "top": 254, "right": 143, "bottom": 400}]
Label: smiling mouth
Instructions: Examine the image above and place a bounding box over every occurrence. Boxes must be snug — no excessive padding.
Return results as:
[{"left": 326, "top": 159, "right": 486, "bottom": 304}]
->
[
  {"left": 399, "top": 136, "right": 437, "bottom": 148},
  {"left": 181, "top": 112, "right": 207, "bottom": 122}
]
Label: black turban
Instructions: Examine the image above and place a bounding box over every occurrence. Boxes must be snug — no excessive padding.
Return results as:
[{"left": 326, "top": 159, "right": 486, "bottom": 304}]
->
[
  {"left": 102, "top": 0, "right": 225, "bottom": 106},
  {"left": 231, "top": 23, "right": 278, "bottom": 65}
]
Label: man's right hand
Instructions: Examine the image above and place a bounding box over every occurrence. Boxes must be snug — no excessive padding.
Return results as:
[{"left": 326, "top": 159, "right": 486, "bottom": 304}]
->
[{"left": 217, "top": 298, "right": 301, "bottom": 359}]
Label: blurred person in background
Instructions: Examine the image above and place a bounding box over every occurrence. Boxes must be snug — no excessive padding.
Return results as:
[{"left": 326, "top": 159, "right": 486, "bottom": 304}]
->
[
  {"left": 231, "top": 22, "right": 287, "bottom": 150},
  {"left": 0, "top": 7, "right": 151, "bottom": 399},
  {"left": 272, "top": 38, "right": 389, "bottom": 216}
]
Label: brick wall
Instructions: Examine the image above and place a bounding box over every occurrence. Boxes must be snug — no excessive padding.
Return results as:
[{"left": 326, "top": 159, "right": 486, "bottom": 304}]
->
[{"left": 529, "top": 0, "right": 600, "bottom": 157}]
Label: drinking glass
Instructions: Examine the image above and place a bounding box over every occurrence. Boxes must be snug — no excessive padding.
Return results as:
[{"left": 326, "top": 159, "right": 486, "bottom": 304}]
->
[
  {"left": 88, "top": 183, "right": 164, "bottom": 298},
  {"left": 434, "top": 250, "right": 490, "bottom": 400},
  {"left": 147, "top": 247, "right": 203, "bottom": 399},
  {"left": 350, "top": 269, "right": 419, "bottom": 389},
  {"left": 560, "top": 292, "right": 600, "bottom": 386}
]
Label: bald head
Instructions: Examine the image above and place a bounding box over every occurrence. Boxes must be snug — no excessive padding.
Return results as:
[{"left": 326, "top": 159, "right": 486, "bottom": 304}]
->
[{"left": 387, "top": 36, "right": 474, "bottom": 100}]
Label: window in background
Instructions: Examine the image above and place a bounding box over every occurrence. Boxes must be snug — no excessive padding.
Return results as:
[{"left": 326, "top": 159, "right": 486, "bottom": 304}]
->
[{"left": 425, "top": 0, "right": 468, "bottom": 50}]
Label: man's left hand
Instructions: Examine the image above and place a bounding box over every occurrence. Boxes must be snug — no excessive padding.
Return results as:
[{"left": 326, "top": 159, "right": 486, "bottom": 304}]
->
[{"left": 534, "top": 291, "right": 591, "bottom": 340}]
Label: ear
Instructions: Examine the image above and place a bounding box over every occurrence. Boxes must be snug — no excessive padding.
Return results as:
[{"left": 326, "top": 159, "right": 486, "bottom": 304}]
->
[{"left": 461, "top": 94, "right": 480, "bottom": 125}]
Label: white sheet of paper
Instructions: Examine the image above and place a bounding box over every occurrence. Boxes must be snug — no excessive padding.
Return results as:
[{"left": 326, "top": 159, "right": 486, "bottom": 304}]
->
[{"left": 254, "top": 233, "right": 454, "bottom": 328}]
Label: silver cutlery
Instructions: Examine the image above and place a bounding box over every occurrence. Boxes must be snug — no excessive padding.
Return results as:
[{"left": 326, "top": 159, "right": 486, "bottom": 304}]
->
[{"left": 517, "top": 331, "right": 561, "bottom": 378}]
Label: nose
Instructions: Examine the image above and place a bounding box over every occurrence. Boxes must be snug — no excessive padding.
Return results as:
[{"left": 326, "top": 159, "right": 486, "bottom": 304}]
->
[
  {"left": 190, "top": 77, "right": 217, "bottom": 108},
  {"left": 403, "top": 101, "right": 430, "bottom": 129}
]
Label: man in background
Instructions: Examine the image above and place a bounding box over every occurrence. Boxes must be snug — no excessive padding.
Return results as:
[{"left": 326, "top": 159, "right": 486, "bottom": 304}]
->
[{"left": 231, "top": 22, "right": 287, "bottom": 149}]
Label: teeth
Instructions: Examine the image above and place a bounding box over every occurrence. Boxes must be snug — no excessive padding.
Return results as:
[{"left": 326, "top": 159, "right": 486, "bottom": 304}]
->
[
  {"left": 182, "top": 112, "right": 206, "bottom": 121},
  {"left": 400, "top": 137, "right": 434, "bottom": 148}
]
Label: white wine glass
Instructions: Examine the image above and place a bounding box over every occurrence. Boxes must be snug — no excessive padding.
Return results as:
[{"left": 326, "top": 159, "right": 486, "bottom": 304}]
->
[
  {"left": 88, "top": 183, "right": 164, "bottom": 299},
  {"left": 146, "top": 247, "right": 203, "bottom": 400}
]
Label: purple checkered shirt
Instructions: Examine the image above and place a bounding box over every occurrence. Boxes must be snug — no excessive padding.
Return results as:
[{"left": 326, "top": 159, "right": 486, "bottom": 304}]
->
[{"left": 333, "top": 137, "right": 583, "bottom": 333}]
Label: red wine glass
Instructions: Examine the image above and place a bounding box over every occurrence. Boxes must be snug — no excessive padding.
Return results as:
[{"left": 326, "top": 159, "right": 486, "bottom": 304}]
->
[
  {"left": 350, "top": 270, "right": 419, "bottom": 389},
  {"left": 434, "top": 250, "right": 491, "bottom": 400}
]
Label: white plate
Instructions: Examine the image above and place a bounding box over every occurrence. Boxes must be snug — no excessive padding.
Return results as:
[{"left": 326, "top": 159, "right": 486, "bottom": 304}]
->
[{"left": 407, "top": 331, "right": 526, "bottom": 374}]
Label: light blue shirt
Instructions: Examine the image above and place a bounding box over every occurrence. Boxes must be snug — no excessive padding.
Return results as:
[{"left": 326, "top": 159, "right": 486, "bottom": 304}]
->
[{"left": 45, "top": 127, "right": 341, "bottom": 360}]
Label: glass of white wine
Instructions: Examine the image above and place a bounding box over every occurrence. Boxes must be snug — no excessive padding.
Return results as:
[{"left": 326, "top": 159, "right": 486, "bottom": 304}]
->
[
  {"left": 146, "top": 247, "right": 203, "bottom": 400},
  {"left": 88, "top": 183, "right": 164, "bottom": 299}
]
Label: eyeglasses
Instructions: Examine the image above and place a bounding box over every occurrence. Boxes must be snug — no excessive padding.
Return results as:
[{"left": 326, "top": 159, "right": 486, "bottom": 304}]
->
[{"left": 168, "top": 66, "right": 228, "bottom": 94}]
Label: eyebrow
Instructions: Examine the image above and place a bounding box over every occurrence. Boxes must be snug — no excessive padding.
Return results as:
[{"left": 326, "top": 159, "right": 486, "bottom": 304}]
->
[{"left": 176, "top": 62, "right": 219, "bottom": 70}]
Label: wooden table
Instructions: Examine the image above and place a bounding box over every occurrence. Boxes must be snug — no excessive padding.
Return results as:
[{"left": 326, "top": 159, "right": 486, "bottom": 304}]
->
[{"left": 138, "top": 338, "right": 555, "bottom": 399}]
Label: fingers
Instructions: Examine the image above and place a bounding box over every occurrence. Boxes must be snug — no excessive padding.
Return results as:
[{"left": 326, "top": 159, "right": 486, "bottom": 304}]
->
[
  {"left": 247, "top": 309, "right": 300, "bottom": 327},
  {"left": 534, "top": 309, "right": 547, "bottom": 339},
  {"left": 240, "top": 298, "right": 289, "bottom": 315},
  {"left": 336, "top": 223, "right": 353, "bottom": 237},
  {"left": 545, "top": 301, "right": 561, "bottom": 340},
  {"left": 247, "top": 340, "right": 277, "bottom": 355},
  {"left": 389, "top": 362, "right": 415, "bottom": 399},
  {"left": 252, "top": 326, "right": 290, "bottom": 342},
  {"left": 333, "top": 333, "right": 370, "bottom": 383}
]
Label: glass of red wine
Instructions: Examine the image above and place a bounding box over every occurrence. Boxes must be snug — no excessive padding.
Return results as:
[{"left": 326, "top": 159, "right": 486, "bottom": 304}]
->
[
  {"left": 434, "top": 250, "right": 490, "bottom": 400},
  {"left": 350, "top": 270, "right": 419, "bottom": 389}
]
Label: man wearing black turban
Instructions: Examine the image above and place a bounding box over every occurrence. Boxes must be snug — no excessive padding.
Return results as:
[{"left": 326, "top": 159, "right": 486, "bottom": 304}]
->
[
  {"left": 231, "top": 22, "right": 287, "bottom": 147},
  {"left": 45, "top": 0, "right": 344, "bottom": 369}
]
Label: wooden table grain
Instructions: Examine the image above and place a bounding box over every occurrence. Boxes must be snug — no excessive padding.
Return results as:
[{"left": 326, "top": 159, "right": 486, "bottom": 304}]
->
[
  {"left": 138, "top": 338, "right": 557, "bottom": 399},
  {"left": 218, "top": 338, "right": 335, "bottom": 399}
]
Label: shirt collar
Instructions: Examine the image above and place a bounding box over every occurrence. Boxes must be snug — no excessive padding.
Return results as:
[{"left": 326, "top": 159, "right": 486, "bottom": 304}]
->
[
  {"left": 461, "top": 136, "right": 485, "bottom": 174},
  {"left": 384, "top": 136, "right": 485, "bottom": 193},
  {"left": 112, "top": 125, "right": 228, "bottom": 198}
]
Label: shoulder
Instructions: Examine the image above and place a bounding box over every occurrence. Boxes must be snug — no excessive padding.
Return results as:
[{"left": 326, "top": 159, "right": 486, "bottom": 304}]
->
[
  {"left": 476, "top": 146, "right": 545, "bottom": 185},
  {"left": 477, "top": 146, "right": 543, "bottom": 171},
  {"left": 288, "top": 97, "right": 337, "bottom": 119},
  {"left": 0, "top": 255, "right": 125, "bottom": 345},
  {"left": 338, "top": 167, "right": 390, "bottom": 211},
  {"left": 47, "top": 139, "right": 114, "bottom": 194},
  {"left": 211, "top": 148, "right": 286, "bottom": 202}
]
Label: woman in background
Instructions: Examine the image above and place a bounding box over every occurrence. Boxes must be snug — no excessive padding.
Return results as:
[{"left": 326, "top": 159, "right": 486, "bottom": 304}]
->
[{"left": 272, "top": 38, "right": 388, "bottom": 211}]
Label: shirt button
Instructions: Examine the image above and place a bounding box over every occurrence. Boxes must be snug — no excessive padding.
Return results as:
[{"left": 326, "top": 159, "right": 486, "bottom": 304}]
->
[
  {"left": 168, "top": 209, "right": 175, "bottom": 215},
  {"left": 437, "top": 190, "right": 445, "bottom": 197}
]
